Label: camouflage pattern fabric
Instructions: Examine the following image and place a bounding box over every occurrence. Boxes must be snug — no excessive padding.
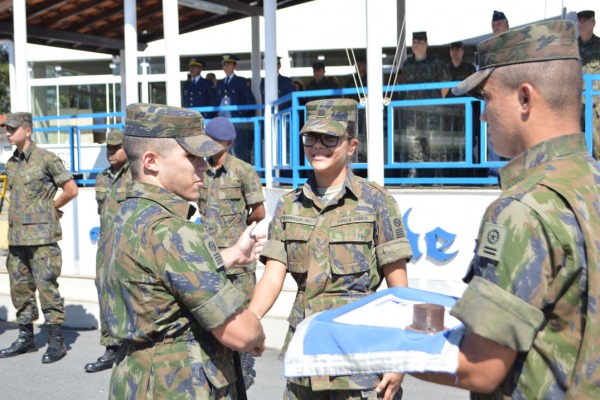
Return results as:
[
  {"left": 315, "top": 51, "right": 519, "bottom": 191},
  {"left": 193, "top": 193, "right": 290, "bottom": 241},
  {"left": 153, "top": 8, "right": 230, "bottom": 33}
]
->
[
  {"left": 260, "top": 169, "right": 412, "bottom": 392},
  {"left": 197, "top": 153, "right": 265, "bottom": 276},
  {"left": 94, "top": 162, "right": 130, "bottom": 347},
  {"left": 579, "top": 34, "right": 600, "bottom": 160},
  {"left": 446, "top": 62, "right": 476, "bottom": 96},
  {"left": 99, "top": 181, "right": 247, "bottom": 399},
  {"left": 300, "top": 99, "right": 358, "bottom": 136},
  {"left": 401, "top": 53, "right": 450, "bottom": 100},
  {"left": 6, "top": 142, "right": 73, "bottom": 245},
  {"left": 452, "top": 134, "right": 600, "bottom": 399},
  {"left": 6, "top": 244, "right": 64, "bottom": 325},
  {"left": 4, "top": 142, "right": 71, "bottom": 326},
  {"left": 283, "top": 380, "right": 402, "bottom": 400}
]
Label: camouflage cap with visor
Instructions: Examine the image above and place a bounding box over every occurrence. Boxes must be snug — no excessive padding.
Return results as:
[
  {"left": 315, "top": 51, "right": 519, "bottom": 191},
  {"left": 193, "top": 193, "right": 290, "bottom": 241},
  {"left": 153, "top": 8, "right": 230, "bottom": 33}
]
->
[
  {"left": 300, "top": 99, "right": 358, "bottom": 137},
  {"left": 106, "top": 128, "right": 124, "bottom": 145},
  {"left": 452, "top": 20, "right": 579, "bottom": 99},
  {"left": 1, "top": 112, "right": 32, "bottom": 128},
  {"left": 125, "top": 103, "right": 224, "bottom": 157}
]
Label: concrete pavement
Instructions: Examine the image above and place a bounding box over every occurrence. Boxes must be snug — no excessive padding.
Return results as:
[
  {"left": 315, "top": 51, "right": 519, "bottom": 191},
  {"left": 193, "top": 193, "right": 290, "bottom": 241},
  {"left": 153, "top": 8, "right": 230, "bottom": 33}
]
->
[{"left": 0, "top": 320, "right": 468, "bottom": 399}]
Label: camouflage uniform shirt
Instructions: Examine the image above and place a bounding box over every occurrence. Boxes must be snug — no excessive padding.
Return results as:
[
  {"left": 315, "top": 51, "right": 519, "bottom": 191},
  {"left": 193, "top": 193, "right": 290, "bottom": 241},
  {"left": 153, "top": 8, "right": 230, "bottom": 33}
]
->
[
  {"left": 198, "top": 153, "right": 265, "bottom": 275},
  {"left": 452, "top": 133, "right": 600, "bottom": 399},
  {"left": 402, "top": 53, "right": 450, "bottom": 99},
  {"left": 6, "top": 142, "right": 73, "bottom": 246},
  {"left": 95, "top": 162, "right": 130, "bottom": 237},
  {"left": 579, "top": 34, "right": 600, "bottom": 74},
  {"left": 99, "top": 181, "right": 246, "bottom": 399},
  {"left": 260, "top": 170, "right": 413, "bottom": 391}
]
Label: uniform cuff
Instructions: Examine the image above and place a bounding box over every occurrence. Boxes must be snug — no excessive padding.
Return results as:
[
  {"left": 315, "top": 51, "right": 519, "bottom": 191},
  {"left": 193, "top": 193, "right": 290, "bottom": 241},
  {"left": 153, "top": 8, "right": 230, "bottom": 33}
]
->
[
  {"left": 189, "top": 284, "right": 246, "bottom": 331},
  {"left": 375, "top": 238, "right": 413, "bottom": 265},
  {"left": 259, "top": 239, "right": 287, "bottom": 266},
  {"left": 245, "top": 192, "right": 265, "bottom": 205},
  {"left": 451, "top": 277, "right": 544, "bottom": 352}
]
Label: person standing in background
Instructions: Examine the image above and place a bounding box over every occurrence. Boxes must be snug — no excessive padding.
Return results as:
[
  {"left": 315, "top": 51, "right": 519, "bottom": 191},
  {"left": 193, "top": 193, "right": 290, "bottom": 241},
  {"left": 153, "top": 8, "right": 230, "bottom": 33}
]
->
[
  {"left": 0, "top": 112, "right": 78, "bottom": 364},
  {"left": 577, "top": 10, "right": 600, "bottom": 159},
  {"left": 84, "top": 128, "right": 130, "bottom": 373},
  {"left": 198, "top": 116, "right": 266, "bottom": 389}
]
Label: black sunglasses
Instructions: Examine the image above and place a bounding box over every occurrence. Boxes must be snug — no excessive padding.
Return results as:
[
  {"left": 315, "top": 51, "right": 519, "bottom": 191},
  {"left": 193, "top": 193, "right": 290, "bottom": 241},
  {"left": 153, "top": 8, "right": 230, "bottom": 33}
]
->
[{"left": 301, "top": 132, "right": 350, "bottom": 148}]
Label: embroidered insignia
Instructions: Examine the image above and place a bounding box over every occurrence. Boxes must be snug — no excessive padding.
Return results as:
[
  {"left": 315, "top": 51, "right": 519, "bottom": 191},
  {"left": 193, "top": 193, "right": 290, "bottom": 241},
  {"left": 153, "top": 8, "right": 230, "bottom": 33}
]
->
[{"left": 476, "top": 222, "right": 507, "bottom": 262}]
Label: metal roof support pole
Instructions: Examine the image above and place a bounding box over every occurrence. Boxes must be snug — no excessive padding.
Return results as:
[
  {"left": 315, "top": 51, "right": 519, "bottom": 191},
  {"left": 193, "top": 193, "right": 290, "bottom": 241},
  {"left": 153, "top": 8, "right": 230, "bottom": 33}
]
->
[
  {"left": 366, "top": 0, "right": 384, "bottom": 185},
  {"left": 263, "top": 0, "right": 277, "bottom": 188},
  {"left": 123, "top": 0, "right": 139, "bottom": 108},
  {"left": 251, "top": 16, "right": 261, "bottom": 104},
  {"left": 163, "top": 0, "right": 181, "bottom": 107},
  {"left": 13, "top": 0, "right": 29, "bottom": 111}
]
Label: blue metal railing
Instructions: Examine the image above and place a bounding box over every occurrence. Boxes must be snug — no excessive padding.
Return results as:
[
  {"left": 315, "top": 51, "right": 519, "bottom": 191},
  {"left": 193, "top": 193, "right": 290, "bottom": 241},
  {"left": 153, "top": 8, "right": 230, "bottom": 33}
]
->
[{"left": 31, "top": 74, "right": 599, "bottom": 187}]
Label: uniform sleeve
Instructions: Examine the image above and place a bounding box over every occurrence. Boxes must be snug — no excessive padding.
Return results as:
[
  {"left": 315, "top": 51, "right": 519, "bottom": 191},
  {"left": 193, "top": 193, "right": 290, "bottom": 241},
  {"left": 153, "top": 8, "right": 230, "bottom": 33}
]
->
[
  {"left": 155, "top": 222, "right": 245, "bottom": 331},
  {"left": 46, "top": 153, "right": 73, "bottom": 186},
  {"left": 242, "top": 165, "right": 265, "bottom": 206},
  {"left": 373, "top": 190, "right": 412, "bottom": 266},
  {"left": 452, "top": 197, "right": 563, "bottom": 351},
  {"left": 259, "top": 198, "right": 287, "bottom": 265}
]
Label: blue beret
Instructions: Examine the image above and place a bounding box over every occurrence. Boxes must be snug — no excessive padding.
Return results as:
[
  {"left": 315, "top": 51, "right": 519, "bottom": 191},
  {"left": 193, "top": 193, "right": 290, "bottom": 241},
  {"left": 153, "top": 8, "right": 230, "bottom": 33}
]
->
[{"left": 205, "top": 116, "right": 237, "bottom": 141}]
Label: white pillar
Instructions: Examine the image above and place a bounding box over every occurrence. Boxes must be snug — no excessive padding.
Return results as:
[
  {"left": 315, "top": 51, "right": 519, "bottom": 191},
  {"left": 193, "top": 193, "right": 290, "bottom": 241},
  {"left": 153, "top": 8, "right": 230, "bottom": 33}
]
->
[
  {"left": 13, "top": 0, "right": 29, "bottom": 111},
  {"left": 251, "top": 16, "right": 261, "bottom": 104},
  {"left": 163, "top": 0, "right": 181, "bottom": 107},
  {"left": 124, "top": 0, "right": 139, "bottom": 107},
  {"left": 263, "top": 0, "right": 277, "bottom": 188},
  {"left": 366, "top": 0, "right": 384, "bottom": 185}
]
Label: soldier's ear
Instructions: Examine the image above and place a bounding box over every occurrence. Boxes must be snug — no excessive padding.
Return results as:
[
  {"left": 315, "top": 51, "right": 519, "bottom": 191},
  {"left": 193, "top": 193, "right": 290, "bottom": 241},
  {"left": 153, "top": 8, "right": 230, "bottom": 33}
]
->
[{"left": 142, "top": 150, "right": 160, "bottom": 173}]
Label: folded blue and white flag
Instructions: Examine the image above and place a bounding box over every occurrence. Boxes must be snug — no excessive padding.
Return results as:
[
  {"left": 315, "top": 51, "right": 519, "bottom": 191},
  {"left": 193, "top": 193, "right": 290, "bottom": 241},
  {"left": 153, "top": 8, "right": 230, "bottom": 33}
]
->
[{"left": 284, "top": 287, "right": 465, "bottom": 378}]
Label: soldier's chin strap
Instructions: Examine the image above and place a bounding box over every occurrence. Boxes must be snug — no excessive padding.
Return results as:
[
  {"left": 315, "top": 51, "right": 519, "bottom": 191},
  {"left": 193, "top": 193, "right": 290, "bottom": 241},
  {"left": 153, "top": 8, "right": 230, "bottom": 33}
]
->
[{"left": 383, "top": 16, "right": 407, "bottom": 106}]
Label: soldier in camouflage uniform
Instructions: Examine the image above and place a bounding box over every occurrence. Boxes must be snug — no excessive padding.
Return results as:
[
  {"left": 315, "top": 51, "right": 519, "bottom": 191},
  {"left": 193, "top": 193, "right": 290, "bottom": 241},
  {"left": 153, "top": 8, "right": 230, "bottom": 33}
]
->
[
  {"left": 414, "top": 21, "right": 600, "bottom": 398},
  {"left": 400, "top": 32, "right": 450, "bottom": 176},
  {"left": 99, "top": 103, "right": 265, "bottom": 399},
  {"left": 84, "top": 129, "right": 130, "bottom": 373},
  {"left": 0, "top": 112, "right": 79, "bottom": 364},
  {"left": 577, "top": 10, "right": 600, "bottom": 160},
  {"left": 249, "top": 99, "right": 412, "bottom": 400},
  {"left": 197, "top": 116, "right": 266, "bottom": 389}
]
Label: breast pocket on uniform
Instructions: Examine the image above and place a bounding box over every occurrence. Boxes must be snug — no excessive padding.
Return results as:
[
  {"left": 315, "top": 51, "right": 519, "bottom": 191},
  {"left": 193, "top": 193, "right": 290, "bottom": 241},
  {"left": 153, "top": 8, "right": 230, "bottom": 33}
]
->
[
  {"left": 218, "top": 183, "right": 243, "bottom": 216},
  {"left": 116, "top": 187, "right": 127, "bottom": 203},
  {"left": 95, "top": 187, "right": 107, "bottom": 203},
  {"left": 22, "top": 166, "right": 45, "bottom": 194},
  {"left": 329, "top": 214, "right": 375, "bottom": 275},
  {"left": 283, "top": 217, "right": 316, "bottom": 274}
]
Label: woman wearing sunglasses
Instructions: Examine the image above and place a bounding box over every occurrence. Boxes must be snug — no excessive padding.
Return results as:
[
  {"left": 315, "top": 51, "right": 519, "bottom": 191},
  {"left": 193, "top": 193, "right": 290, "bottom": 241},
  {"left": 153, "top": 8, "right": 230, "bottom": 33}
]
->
[{"left": 249, "top": 99, "right": 412, "bottom": 400}]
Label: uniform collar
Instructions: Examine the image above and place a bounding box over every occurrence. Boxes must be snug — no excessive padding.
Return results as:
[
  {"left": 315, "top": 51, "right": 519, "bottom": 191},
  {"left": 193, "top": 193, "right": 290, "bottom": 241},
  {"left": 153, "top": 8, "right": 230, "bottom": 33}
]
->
[
  {"left": 14, "top": 141, "right": 37, "bottom": 161},
  {"left": 303, "top": 169, "right": 359, "bottom": 205},
  {"left": 126, "top": 181, "right": 196, "bottom": 220},
  {"left": 499, "top": 133, "right": 587, "bottom": 190}
]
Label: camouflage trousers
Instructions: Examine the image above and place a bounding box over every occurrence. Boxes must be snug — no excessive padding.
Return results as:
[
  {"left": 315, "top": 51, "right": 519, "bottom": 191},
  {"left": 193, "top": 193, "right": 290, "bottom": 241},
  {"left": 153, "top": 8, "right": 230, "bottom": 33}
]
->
[
  {"left": 227, "top": 270, "right": 257, "bottom": 390},
  {"left": 95, "top": 260, "right": 121, "bottom": 347},
  {"left": 283, "top": 381, "right": 403, "bottom": 400},
  {"left": 6, "top": 243, "right": 65, "bottom": 325}
]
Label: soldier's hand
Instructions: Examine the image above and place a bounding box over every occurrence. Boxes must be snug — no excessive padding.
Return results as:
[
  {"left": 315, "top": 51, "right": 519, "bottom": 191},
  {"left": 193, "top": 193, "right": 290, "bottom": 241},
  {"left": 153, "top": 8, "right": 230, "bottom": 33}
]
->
[
  {"left": 55, "top": 208, "right": 64, "bottom": 219},
  {"left": 376, "top": 372, "right": 404, "bottom": 400},
  {"left": 235, "top": 222, "right": 266, "bottom": 265},
  {"left": 249, "top": 333, "right": 266, "bottom": 357}
]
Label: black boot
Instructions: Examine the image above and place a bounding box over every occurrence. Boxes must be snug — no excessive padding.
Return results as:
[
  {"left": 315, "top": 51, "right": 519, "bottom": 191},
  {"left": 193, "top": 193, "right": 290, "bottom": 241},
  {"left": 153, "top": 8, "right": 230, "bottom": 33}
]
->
[
  {"left": 0, "top": 323, "right": 37, "bottom": 358},
  {"left": 84, "top": 346, "right": 119, "bottom": 373},
  {"left": 41, "top": 324, "right": 67, "bottom": 364}
]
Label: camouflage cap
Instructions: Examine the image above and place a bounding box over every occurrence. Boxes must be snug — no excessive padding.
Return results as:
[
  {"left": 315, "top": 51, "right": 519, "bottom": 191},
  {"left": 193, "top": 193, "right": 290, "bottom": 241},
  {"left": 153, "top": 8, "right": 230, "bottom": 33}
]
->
[
  {"left": 300, "top": 99, "right": 358, "bottom": 137},
  {"left": 125, "top": 103, "right": 224, "bottom": 157},
  {"left": 452, "top": 20, "right": 579, "bottom": 98},
  {"left": 1, "top": 112, "right": 32, "bottom": 128},
  {"left": 106, "top": 128, "right": 124, "bottom": 145}
]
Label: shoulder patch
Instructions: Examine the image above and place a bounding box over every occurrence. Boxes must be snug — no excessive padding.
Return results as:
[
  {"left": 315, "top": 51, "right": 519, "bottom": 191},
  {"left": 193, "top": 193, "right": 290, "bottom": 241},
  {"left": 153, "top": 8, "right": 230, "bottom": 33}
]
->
[
  {"left": 389, "top": 215, "right": 405, "bottom": 239},
  {"left": 203, "top": 236, "right": 225, "bottom": 269},
  {"left": 477, "top": 222, "right": 507, "bottom": 262}
]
